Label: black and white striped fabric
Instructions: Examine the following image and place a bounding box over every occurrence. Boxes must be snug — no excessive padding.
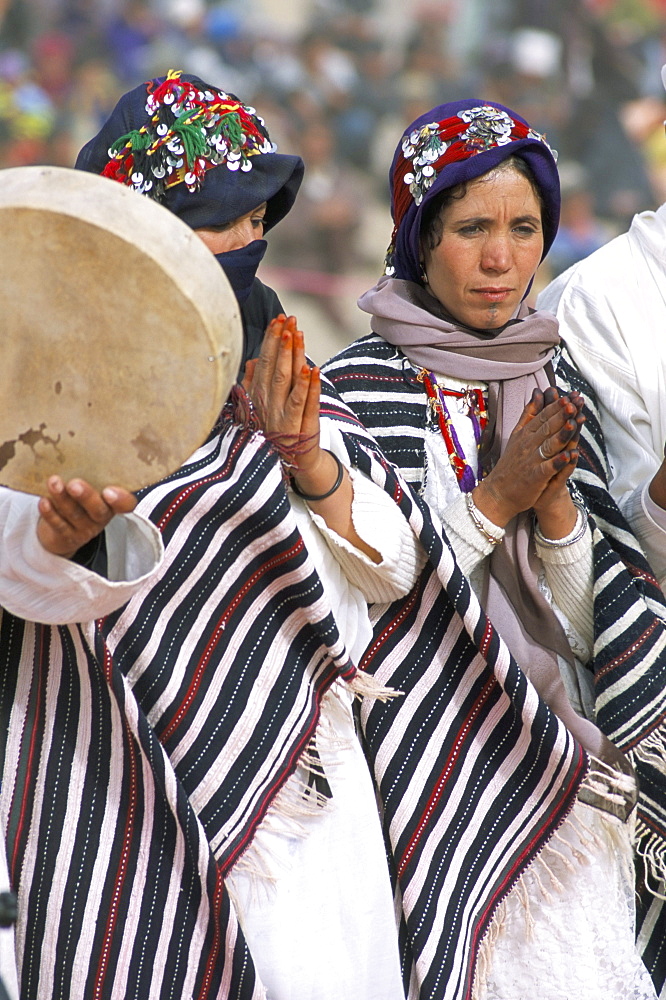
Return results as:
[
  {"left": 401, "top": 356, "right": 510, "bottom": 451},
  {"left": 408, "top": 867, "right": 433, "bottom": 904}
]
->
[
  {"left": 0, "top": 409, "right": 357, "bottom": 1000},
  {"left": 322, "top": 333, "right": 666, "bottom": 996},
  {"left": 3, "top": 364, "right": 666, "bottom": 998}
]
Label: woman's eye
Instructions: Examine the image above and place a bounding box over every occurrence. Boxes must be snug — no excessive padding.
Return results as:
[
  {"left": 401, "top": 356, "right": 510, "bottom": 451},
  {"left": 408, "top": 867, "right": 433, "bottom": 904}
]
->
[
  {"left": 458, "top": 224, "right": 481, "bottom": 236},
  {"left": 514, "top": 225, "right": 538, "bottom": 236}
]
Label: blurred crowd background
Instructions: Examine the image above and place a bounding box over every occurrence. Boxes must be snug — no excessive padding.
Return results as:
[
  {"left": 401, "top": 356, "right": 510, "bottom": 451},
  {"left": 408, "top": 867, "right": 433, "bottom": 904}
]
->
[{"left": 2, "top": 0, "right": 666, "bottom": 360}]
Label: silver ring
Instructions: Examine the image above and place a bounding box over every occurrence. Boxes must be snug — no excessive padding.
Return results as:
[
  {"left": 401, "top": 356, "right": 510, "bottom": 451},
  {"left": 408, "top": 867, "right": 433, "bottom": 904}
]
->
[{"left": 538, "top": 443, "right": 548, "bottom": 460}]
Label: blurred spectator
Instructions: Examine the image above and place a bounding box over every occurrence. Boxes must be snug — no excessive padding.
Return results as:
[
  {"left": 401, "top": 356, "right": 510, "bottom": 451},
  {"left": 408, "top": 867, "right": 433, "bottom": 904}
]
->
[
  {"left": 31, "top": 31, "right": 75, "bottom": 106},
  {"left": 0, "top": 0, "right": 32, "bottom": 49},
  {"left": 563, "top": 4, "right": 658, "bottom": 226},
  {"left": 330, "top": 36, "right": 397, "bottom": 170},
  {"left": 103, "top": 0, "right": 159, "bottom": 82},
  {"left": 265, "top": 116, "right": 368, "bottom": 336},
  {"left": 484, "top": 27, "right": 568, "bottom": 152},
  {"left": 0, "top": 48, "right": 55, "bottom": 167},
  {"left": 52, "top": 47, "right": 123, "bottom": 165},
  {"left": 401, "top": 15, "right": 475, "bottom": 114},
  {"left": 145, "top": 0, "right": 258, "bottom": 96},
  {"left": 302, "top": 27, "right": 358, "bottom": 99}
]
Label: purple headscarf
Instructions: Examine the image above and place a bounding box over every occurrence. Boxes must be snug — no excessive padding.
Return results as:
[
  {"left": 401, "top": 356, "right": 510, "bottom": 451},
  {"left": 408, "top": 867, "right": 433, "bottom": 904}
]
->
[{"left": 386, "top": 99, "right": 560, "bottom": 283}]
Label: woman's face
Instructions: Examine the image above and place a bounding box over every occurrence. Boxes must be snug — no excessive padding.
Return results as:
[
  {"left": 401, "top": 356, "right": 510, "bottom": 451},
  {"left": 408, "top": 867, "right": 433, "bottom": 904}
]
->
[
  {"left": 421, "top": 168, "right": 544, "bottom": 331},
  {"left": 195, "top": 202, "right": 267, "bottom": 254}
]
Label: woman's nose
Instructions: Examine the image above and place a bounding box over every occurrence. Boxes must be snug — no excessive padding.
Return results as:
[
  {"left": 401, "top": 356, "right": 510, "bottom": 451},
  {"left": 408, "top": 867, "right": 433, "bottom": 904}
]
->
[{"left": 480, "top": 235, "right": 512, "bottom": 272}]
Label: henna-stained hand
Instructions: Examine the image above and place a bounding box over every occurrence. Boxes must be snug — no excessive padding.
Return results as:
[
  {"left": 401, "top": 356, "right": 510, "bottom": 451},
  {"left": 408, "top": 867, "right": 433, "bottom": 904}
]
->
[
  {"left": 244, "top": 314, "right": 382, "bottom": 561},
  {"left": 244, "top": 313, "right": 324, "bottom": 482},
  {"left": 474, "top": 386, "right": 584, "bottom": 538}
]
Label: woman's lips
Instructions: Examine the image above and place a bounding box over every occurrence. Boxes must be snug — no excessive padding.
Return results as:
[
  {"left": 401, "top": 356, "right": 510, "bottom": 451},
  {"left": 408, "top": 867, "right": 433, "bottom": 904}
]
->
[{"left": 474, "top": 288, "right": 513, "bottom": 302}]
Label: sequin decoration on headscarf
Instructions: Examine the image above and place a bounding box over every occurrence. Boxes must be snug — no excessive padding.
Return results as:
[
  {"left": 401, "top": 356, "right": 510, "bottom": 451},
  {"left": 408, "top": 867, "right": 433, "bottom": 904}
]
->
[
  {"left": 385, "top": 100, "right": 560, "bottom": 283},
  {"left": 75, "top": 70, "right": 304, "bottom": 235},
  {"left": 100, "top": 69, "right": 273, "bottom": 201}
]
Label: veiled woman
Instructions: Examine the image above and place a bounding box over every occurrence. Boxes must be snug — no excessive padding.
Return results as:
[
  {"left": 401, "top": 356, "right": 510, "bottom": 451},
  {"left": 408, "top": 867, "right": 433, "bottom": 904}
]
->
[{"left": 75, "top": 69, "right": 304, "bottom": 373}]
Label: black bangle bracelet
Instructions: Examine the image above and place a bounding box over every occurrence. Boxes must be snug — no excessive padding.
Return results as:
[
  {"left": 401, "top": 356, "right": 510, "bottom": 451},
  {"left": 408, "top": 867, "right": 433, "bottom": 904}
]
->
[{"left": 291, "top": 449, "right": 345, "bottom": 502}]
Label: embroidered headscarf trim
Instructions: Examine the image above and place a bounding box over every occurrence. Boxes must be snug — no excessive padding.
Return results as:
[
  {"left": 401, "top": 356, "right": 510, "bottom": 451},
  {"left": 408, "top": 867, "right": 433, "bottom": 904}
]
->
[
  {"left": 102, "top": 69, "right": 275, "bottom": 202},
  {"left": 385, "top": 101, "right": 559, "bottom": 281}
]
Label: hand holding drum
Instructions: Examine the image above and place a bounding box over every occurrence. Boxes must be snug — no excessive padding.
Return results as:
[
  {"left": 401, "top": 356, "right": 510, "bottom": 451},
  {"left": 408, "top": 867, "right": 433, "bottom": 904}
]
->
[{"left": 36, "top": 477, "right": 136, "bottom": 558}]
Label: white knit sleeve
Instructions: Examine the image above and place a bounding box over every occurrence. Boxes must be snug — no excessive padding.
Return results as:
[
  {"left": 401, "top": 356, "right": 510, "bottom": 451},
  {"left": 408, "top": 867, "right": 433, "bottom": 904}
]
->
[
  {"left": 304, "top": 422, "right": 425, "bottom": 603},
  {"left": 619, "top": 483, "right": 666, "bottom": 590},
  {"left": 534, "top": 511, "right": 594, "bottom": 652},
  {"left": 308, "top": 466, "right": 425, "bottom": 603},
  {"left": 440, "top": 493, "right": 504, "bottom": 576}
]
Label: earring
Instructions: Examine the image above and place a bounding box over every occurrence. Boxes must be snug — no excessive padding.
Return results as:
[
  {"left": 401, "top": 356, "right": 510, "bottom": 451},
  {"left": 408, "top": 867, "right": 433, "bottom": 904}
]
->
[{"left": 420, "top": 262, "right": 429, "bottom": 285}]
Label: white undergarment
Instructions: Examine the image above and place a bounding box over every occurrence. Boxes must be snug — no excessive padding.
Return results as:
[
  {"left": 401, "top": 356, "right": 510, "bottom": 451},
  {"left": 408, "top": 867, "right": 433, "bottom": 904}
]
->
[{"left": 474, "top": 800, "right": 657, "bottom": 1000}]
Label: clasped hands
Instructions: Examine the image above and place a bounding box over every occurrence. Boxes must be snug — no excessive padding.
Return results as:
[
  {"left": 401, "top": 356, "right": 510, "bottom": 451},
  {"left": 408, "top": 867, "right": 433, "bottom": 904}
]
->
[
  {"left": 243, "top": 314, "right": 381, "bottom": 562},
  {"left": 473, "top": 385, "right": 584, "bottom": 540},
  {"left": 243, "top": 314, "right": 334, "bottom": 493}
]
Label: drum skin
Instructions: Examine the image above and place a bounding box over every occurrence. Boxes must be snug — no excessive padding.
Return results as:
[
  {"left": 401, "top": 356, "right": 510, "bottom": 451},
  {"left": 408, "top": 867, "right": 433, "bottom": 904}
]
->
[{"left": 0, "top": 165, "right": 242, "bottom": 494}]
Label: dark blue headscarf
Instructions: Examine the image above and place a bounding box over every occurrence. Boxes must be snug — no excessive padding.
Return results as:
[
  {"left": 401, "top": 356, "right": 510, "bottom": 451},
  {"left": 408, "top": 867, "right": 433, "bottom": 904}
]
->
[
  {"left": 75, "top": 71, "right": 304, "bottom": 305},
  {"left": 386, "top": 99, "right": 560, "bottom": 285}
]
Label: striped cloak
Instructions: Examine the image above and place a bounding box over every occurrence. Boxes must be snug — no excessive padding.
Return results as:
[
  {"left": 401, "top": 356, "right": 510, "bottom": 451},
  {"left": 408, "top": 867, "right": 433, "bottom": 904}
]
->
[
  {"left": 322, "top": 332, "right": 666, "bottom": 996},
  {"left": 2, "top": 373, "right": 666, "bottom": 999}
]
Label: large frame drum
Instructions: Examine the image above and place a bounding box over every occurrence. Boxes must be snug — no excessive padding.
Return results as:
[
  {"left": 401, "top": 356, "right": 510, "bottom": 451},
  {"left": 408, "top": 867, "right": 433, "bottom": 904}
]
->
[{"left": 0, "top": 165, "right": 242, "bottom": 494}]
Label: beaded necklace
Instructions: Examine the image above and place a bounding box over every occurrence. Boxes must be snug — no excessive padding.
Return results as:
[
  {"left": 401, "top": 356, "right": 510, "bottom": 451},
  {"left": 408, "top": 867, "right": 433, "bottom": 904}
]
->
[{"left": 418, "top": 369, "right": 488, "bottom": 493}]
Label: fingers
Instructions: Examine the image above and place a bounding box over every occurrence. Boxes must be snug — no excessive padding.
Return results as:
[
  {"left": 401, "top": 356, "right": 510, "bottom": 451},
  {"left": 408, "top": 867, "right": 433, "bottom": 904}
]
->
[
  {"left": 37, "top": 477, "right": 136, "bottom": 558},
  {"left": 514, "top": 395, "right": 571, "bottom": 455},
  {"left": 281, "top": 324, "right": 312, "bottom": 424},
  {"left": 45, "top": 477, "right": 108, "bottom": 525},
  {"left": 248, "top": 314, "right": 320, "bottom": 450},
  {"left": 241, "top": 357, "right": 257, "bottom": 391},
  {"left": 511, "top": 390, "right": 587, "bottom": 463},
  {"left": 291, "top": 320, "right": 306, "bottom": 385},
  {"left": 515, "top": 388, "right": 544, "bottom": 429},
  {"left": 262, "top": 315, "right": 294, "bottom": 405},
  {"left": 100, "top": 486, "right": 137, "bottom": 515},
  {"left": 489, "top": 385, "right": 585, "bottom": 522},
  {"left": 538, "top": 416, "right": 579, "bottom": 461},
  {"left": 259, "top": 314, "right": 287, "bottom": 366},
  {"left": 274, "top": 317, "right": 300, "bottom": 398},
  {"left": 517, "top": 384, "right": 570, "bottom": 428},
  {"left": 551, "top": 447, "right": 579, "bottom": 473},
  {"left": 250, "top": 315, "right": 306, "bottom": 417},
  {"left": 57, "top": 479, "right": 135, "bottom": 519},
  {"left": 285, "top": 364, "right": 323, "bottom": 477},
  {"left": 248, "top": 314, "right": 287, "bottom": 409},
  {"left": 518, "top": 385, "right": 566, "bottom": 423},
  {"left": 302, "top": 366, "right": 321, "bottom": 439},
  {"left": 533, "top": 395, "right": 585, "bottom": 462}
]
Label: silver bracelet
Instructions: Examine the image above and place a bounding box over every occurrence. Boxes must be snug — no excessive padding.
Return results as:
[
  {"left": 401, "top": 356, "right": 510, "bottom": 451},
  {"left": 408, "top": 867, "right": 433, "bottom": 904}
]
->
[
  {"left": 534, "top": 501, "right": 589, "bottom": 548},
  {"left": 464, "top": 492, "right": 503, "bottom": 546}
]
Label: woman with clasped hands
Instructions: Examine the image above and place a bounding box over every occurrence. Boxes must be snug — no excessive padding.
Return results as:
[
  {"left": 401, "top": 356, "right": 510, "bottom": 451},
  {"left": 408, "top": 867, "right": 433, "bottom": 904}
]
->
[{"left": 323, "top": 99, "right": 661, "bottom": 1000}]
